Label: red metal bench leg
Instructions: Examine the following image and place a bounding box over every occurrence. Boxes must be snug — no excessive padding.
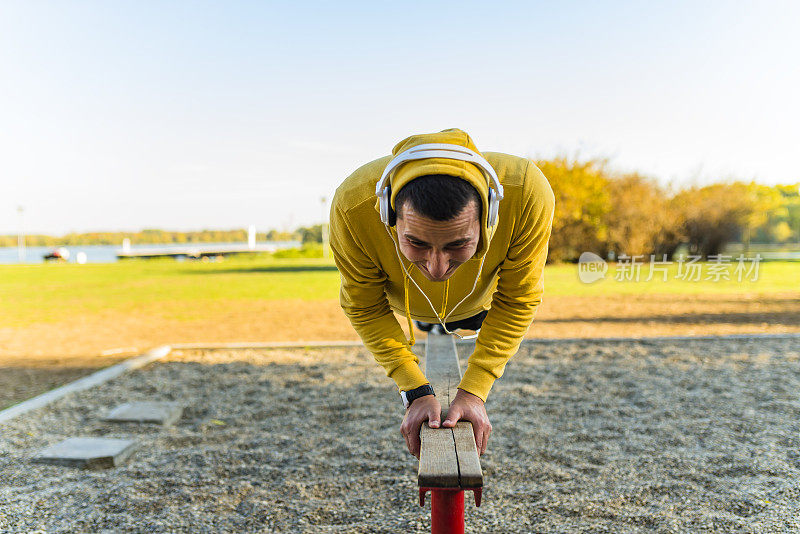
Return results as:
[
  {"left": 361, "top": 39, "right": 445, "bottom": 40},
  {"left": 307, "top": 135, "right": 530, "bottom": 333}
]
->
[
  {"left": 431, "top": 488, "right": 464, "bottom": 534},
  {"left": 419, "top": 487, "right": 482, "bottom": 534}
]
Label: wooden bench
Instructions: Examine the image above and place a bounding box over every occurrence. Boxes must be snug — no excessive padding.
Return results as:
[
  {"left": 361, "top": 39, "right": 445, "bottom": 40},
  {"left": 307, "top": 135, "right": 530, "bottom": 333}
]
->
[{"left": 418, "top": 332, "right": 483, "bottom": 527}]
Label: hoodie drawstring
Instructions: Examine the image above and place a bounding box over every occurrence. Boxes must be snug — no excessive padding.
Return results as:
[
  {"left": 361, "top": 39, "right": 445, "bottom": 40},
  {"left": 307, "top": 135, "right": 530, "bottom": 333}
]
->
[
  {"left": 403, "top": 271, "right": 451, "bottom": 347},
  {"left": 439, "top": 279, "right": 449, "bottom": 320},
  {"left": 403, "top": 271, "right": 415, "bottom": 346}
]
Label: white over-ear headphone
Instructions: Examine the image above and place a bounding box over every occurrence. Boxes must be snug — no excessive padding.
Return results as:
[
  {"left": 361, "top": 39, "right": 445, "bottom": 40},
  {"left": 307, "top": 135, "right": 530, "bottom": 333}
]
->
[{"left": 375, "top": 143, "right": 504, "bottom": 227}]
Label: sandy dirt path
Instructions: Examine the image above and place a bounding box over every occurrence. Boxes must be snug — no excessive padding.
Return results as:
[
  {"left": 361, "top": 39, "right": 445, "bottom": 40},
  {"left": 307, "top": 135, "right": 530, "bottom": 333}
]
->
[
  {"left": 2, "top": 292, "right": 799, "bottom": 410},
  {"left": 1, "top": 338, "right": 799, "bottom": 532}
]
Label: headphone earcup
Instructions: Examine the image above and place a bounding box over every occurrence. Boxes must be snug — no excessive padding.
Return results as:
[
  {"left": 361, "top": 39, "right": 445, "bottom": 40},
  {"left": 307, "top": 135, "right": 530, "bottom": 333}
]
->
[
  {"left": 379, "top": 186, "right": 390, "bottom": 225},
  {"left": 487, "top": 189, "right": 499, "bottom": 227},
  {"left": 378, "top": 185, "right": 398, "bottom": 226}
]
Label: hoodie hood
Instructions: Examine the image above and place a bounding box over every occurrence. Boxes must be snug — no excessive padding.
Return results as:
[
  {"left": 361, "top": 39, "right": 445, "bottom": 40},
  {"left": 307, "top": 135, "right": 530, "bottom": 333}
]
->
[{"left": 377, "top": 128, "right": 494, "bottom": 257}]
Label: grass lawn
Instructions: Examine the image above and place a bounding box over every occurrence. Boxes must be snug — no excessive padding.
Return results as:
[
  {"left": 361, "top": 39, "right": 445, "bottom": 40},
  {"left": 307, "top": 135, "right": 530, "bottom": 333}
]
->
[
  {"left": 2, "top": 256, "right": 796, "bottom": 327},
  {"left": 0, "top": 256, "right": 341, "bottom": 327},
  {"left": 0, "top": 256, "right": 797, "bottom": 410},
  {"left": 1, "top": 253, "right": 797, "bottom": 358}
]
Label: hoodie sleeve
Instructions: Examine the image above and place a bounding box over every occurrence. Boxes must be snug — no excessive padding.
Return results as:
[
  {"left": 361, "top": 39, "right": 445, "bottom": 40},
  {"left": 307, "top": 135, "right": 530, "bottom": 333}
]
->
[
  {"left": 457, "top": 163, "right": 556, "bottom": 402},
  {"left": 329, "top": 200, "right": 430, "bottom": 393}
]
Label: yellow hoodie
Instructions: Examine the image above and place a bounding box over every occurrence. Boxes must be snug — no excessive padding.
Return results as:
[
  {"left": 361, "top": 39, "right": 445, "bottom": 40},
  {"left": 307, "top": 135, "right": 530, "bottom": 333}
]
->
[{"left": 329, "top": 128, "right": 555, "bottom": 402}]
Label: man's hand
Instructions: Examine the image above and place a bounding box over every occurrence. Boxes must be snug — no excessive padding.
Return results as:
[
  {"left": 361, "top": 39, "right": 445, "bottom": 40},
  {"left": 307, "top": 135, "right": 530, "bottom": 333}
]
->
[
  {"left": 400, "top": 394, "right": 442, "bottom": 459},
  {"left": 442, "top": 389, "right": 492, "bottom": 455}
]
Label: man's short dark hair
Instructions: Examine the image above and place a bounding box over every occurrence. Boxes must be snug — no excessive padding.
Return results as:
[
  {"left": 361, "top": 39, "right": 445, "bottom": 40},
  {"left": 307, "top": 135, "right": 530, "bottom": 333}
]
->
[{"left": 395, "top": 174, "right": 482, "bottom": 222}]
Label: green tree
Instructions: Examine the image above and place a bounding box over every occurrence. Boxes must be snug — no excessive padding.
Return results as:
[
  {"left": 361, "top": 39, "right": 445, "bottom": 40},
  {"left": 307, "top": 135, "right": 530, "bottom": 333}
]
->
[
  {"left": 298, "top": 224, "right": 324, "bottom": 244},
  {"left": 751, "top": 183, "right": 800, "bottom": 244},
  {"left": 672, "top": 181, "right": 782, "bottom": 258},
  {"left": 601, "top": 172, "right": 675, "bottom": 258},
  {"left": 265, "top": 229, "right": 297, "bottom": 241},
  {"left": 535, "top": 156, "right": 611, "bottom": 262}
]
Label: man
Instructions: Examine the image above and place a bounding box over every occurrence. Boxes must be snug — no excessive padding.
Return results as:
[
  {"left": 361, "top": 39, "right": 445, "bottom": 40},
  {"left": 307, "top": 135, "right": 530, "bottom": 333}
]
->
[{"left": 329, "top": 128, "right": 555, "bottom": 458}]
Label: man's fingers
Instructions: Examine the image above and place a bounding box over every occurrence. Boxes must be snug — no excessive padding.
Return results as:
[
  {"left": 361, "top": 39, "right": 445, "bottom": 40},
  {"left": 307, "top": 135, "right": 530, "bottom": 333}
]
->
[
  {"left": 402, "top": 425, "right": 421, "bottom": 458},
  {"left": 403, "top": 430, "right": 412, "bottom": 456},
  {"left": 401, "top": 416, "right": 425, "bottom": 458},
  {"left": 410, "top": 432, "right": 421, "bottom": 458},
  {"left": 442, "top": 406, "right": 461, "bottom": 427},
  {"left": 428, "top": 408, "right": 441, "bottom": 429},
  {"left": 480, "top": 422, "right": 492, "bottom": 455}
]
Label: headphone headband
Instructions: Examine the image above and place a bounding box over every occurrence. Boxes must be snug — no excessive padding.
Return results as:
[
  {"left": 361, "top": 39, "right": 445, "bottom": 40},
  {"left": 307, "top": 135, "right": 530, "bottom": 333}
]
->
[
  {"left": 375, "top": 143, "right": 504, "bottom": 227},
  {"left": 375, "top": 143, "right": 504, "bottom": 200}
]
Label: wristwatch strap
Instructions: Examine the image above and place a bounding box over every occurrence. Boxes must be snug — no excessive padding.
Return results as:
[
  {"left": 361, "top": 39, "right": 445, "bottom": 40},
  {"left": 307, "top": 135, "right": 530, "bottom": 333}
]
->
[{"left": 401, "top": 384, "right": 435, "bottom": 409}]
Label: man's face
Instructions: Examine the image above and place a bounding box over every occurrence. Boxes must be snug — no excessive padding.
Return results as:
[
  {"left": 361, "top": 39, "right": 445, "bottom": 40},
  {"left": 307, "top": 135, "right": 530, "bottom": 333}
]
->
[{"left": 395, "top": 200, "right": 481, "bottom": 282}]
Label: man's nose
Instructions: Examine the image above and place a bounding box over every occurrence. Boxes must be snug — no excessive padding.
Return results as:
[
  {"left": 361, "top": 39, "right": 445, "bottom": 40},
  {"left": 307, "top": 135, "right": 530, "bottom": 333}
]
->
[{"left": 426, "top": 251, "right": 449, "bottom": 278}]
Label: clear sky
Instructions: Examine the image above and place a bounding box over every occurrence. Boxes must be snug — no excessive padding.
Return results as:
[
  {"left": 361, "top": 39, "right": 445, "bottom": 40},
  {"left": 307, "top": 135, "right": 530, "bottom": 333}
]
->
[{"left": 2, "top": 1, "right": 798, "bottom": 235}]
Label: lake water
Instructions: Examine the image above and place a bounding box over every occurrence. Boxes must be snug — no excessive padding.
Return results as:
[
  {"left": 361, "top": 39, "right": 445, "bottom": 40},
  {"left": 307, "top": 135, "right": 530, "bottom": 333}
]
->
[
  {"left": 0, "top": 242, "right": 302, "bottom": 264},
  {"left": 3, "top": 242, "right": 798, "bottom": 264}
]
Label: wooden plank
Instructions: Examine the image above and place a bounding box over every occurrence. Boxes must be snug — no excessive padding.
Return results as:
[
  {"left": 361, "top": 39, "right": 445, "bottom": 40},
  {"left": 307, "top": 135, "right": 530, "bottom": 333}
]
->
[
  {"left": 418, "top": 425, "right": 459, "bottom": 487},
  {"left": 424, "top": 332, "right": 460, "bottom": 417},
  {"left": 453, "top": 422, "right": 483, "bottom": 488},
  {"left": 418, "top": 332, "right": 483, "bottom": 489},
  {"left": 419, "top": 332, "right": 461, "bottom": 488}
]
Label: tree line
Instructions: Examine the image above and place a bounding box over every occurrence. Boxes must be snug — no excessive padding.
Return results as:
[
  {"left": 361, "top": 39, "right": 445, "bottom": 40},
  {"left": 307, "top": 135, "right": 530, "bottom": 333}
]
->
[
  {"left": 3, "top": 157, "right": 798, "bottom": 262},
  {"left": 0, "top": 228, "right": 304, "bottom": 248},
  {"left": 537, "top": 157, "right": 799, "bottom": 262}
]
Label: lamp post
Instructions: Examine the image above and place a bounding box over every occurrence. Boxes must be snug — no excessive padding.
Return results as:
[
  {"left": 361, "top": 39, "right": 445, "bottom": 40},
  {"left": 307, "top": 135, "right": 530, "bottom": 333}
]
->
[{"left": 17, "top": 205, "right": 25, "bottom": 263}]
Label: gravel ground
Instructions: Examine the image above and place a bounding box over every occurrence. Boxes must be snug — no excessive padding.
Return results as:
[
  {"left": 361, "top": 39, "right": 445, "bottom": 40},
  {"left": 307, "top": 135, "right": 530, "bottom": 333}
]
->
[{"left": 1, "top": 337, "right": 800, "bottom": 533}]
